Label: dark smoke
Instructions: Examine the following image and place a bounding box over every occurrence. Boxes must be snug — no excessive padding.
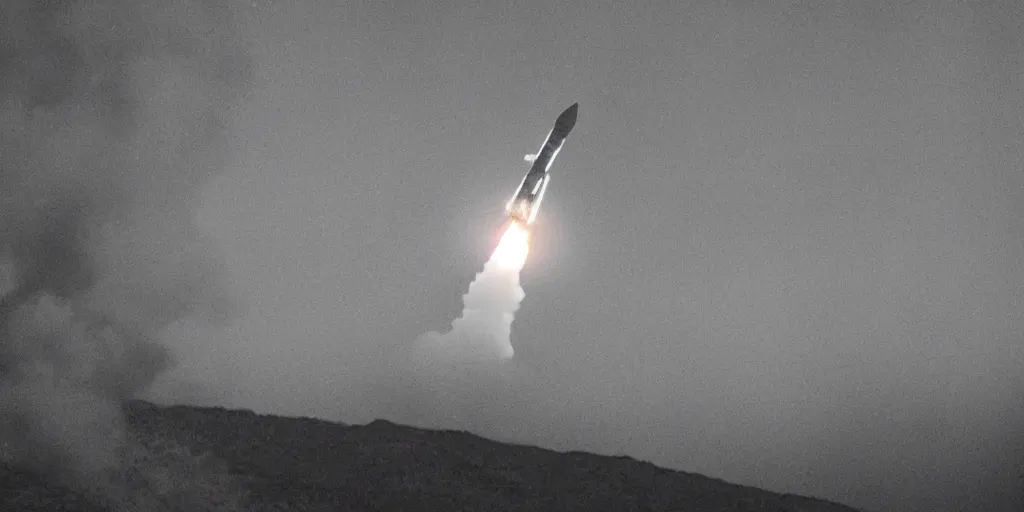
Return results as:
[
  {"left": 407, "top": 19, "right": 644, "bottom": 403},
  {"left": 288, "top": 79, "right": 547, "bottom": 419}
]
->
[{"left": 0, "top": 0, "right": 249, "bottom": 504}]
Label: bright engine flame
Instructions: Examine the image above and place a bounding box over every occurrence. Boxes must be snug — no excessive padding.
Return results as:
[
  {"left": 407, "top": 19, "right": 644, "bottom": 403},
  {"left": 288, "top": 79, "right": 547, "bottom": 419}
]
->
[{"left": 492, "top": 221, "right": 530, "bottom": 270}]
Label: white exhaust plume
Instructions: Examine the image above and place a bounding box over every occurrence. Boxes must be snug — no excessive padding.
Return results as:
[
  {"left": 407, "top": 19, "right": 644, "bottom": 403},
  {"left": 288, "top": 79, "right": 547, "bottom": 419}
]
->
[
  {"left": 385, "top": 221, "right": 532, "bottom": 430},
  {"left": 415, "top": 221, "right": 530, "bottom": 361}
]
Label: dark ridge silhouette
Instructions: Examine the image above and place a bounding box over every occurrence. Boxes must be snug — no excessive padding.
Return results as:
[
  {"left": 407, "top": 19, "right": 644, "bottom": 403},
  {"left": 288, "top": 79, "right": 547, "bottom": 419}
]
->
[{"left": 0, "top": 400, "right": 862, "bottom": 511}]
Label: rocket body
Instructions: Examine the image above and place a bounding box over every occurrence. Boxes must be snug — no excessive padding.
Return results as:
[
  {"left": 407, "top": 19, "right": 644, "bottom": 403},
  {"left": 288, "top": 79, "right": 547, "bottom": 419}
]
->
[{"left": 506, "top": 103, "right": 578, "bottom": 225}]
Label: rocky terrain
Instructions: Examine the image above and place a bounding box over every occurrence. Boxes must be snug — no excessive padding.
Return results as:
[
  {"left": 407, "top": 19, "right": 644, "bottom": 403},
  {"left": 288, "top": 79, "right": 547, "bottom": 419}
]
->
[{"left": 0, "top": 401, "right": 861, "bottom": 511}]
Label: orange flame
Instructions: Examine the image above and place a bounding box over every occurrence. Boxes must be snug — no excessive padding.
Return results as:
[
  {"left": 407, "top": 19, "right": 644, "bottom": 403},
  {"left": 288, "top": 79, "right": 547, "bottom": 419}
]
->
[{"left": 491, "top": 221, "right": 530, "bottom": 270}]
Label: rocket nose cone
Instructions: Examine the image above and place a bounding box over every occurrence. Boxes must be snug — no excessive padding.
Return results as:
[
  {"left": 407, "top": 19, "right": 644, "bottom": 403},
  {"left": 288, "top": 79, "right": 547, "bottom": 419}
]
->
[{"left": 556, "top": 103, "right": 578, "bottom": 133}]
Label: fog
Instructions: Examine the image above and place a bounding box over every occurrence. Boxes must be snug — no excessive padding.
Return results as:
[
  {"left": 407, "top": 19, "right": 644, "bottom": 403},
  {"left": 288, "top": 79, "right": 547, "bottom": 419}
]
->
[{"left": 3, "top": 1, "right": 1020, "bottom": 512}]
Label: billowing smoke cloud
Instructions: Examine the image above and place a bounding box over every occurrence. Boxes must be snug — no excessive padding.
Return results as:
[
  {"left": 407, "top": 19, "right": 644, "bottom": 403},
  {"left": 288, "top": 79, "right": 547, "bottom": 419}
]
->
[{"left": 0, "top": 0, "right": 248, "bottom": 504}]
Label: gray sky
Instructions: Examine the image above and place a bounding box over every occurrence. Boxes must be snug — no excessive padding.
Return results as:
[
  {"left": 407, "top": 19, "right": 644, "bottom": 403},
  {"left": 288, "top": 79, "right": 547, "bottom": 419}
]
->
[{"left": 147, "top": 1, "right": 1021, "bottom": 511}]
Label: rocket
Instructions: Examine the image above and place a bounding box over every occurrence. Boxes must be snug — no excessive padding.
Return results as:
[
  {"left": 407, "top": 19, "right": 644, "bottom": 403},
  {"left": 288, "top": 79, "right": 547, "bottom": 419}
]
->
[{"left": 506, "top": 103, "right": 578, "bottom": 225}]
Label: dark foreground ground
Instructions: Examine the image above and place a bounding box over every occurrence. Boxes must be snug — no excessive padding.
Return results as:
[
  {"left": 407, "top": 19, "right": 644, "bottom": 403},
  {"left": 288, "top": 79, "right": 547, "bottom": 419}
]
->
[{"left": 1, "top": 401, "right": 861, "bottom": 511}]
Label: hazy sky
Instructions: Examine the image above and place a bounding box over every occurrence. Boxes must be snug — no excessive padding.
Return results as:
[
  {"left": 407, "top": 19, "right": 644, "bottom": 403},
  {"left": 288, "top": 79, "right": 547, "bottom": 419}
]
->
[{"left": 143, "top": 1, "right": 1021, "bottom": 511}]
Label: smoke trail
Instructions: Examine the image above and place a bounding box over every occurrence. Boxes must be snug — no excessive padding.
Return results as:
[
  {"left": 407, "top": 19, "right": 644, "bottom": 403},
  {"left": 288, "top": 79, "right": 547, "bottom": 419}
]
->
[
  {"left": 384, "top": 222, "right": 531, "bottom": 430},
  {"left": 415, "top": 222, "right": 530, "bottom": 361},
  {"left": 0, "top": 0, "right": 248, "bottom": 506}
]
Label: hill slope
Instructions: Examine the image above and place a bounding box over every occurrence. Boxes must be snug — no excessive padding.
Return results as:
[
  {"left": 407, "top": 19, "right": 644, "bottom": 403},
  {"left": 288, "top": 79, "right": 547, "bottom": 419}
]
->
[{"left": 1, "top": 401, "right": 861, "bottom": 511}]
